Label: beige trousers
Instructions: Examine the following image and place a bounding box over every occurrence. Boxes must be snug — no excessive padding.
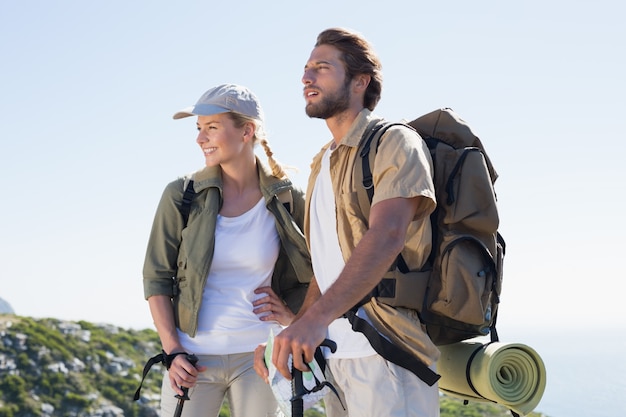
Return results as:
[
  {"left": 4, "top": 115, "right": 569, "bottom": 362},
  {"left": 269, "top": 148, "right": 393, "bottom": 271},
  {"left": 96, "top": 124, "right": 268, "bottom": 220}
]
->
[
  {"left": 160, "top": 352, "right": 279, "bottom": 417},
  {"left": 324, "top": 354, "right": 439, "bottom": 417}
]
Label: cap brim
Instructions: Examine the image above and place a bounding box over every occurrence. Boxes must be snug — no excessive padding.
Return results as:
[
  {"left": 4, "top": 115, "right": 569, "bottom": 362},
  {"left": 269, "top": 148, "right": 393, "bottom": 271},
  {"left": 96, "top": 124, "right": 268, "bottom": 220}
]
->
[{"left": 172, "top": 104, "right": 230, "bottom": 120}]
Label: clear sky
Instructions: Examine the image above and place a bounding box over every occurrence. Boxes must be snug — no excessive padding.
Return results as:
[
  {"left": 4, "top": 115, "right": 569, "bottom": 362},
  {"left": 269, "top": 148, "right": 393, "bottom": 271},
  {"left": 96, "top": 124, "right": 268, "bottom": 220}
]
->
[{"left": 1, "top": 0, "right": 624, "bottom": 346}]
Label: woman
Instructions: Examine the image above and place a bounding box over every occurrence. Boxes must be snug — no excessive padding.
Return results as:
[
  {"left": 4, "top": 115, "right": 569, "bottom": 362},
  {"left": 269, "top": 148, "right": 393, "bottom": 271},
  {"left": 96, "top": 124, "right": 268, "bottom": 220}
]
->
[{"left": 142, "top": 84, "right": 312, "bottom": 417}]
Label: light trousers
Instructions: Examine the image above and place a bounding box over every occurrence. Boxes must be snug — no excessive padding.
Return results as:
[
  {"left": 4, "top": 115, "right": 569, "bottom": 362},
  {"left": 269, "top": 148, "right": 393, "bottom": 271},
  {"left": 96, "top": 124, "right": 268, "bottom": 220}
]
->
[
  {"left": 160, "top": 352, "right": 280, "bottom": 417},
  {"left": 324, "top": 354, "right": 439, "bottom": 417}
]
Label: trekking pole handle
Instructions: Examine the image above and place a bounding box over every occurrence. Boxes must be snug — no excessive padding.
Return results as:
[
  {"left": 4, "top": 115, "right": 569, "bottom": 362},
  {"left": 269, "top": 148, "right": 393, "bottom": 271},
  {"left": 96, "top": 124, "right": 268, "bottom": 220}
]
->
[
  {"left": 320, "top": 338, "right": 337, "bottom": 353},
  {"left": 175, "top": 354, "right": 198, "bottom": 401}
]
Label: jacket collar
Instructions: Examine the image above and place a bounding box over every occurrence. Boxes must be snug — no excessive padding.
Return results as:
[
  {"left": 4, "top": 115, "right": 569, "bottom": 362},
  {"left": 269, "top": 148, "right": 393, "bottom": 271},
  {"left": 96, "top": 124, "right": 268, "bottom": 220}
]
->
[
  {"left": 337, "top": 108, "right": 379, "bottom": 148},
  {"left": 257, "top": 158, "right": 293, "bottom": 204},
  {"left": 189, "top": 157, "right": 292, "bottom": 204},
  {"left": 190, "top": 165, "right": 222, "bottom": 192}
]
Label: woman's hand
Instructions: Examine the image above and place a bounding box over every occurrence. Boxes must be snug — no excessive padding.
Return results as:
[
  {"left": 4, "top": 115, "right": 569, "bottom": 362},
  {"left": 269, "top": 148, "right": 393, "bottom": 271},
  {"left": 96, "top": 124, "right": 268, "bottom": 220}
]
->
[
  {"left": 253, "top": 343, "right": 270, "bottom": 383},
  {"left": 253, "top": 286, "right": 295, "bottom": 326},
  {"left": 166, "top": 354, "right": 207, "bottom": 396}
]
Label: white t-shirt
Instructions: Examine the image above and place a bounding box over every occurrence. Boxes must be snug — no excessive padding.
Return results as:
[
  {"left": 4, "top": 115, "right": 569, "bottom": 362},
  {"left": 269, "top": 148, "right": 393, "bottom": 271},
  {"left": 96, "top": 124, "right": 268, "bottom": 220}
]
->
[
  {"left": 309, "top": 146, "right": 376, "bottom": 359},
  {"left": 178, "top": 197, "right": 282, "bottom": 355}
]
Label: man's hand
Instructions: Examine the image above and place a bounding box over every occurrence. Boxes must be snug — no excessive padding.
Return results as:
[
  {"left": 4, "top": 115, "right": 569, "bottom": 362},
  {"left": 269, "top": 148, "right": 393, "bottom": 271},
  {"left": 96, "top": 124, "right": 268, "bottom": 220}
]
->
[{"left": 271, "top": 315, "right": 328, "bottom": 380}]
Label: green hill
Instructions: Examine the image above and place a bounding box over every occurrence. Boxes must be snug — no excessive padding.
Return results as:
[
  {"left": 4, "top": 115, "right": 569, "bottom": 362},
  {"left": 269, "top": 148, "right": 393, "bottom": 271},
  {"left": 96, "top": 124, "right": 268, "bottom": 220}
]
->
[{"left": 0, "top": 315, "right": 548, "bottom": 417}]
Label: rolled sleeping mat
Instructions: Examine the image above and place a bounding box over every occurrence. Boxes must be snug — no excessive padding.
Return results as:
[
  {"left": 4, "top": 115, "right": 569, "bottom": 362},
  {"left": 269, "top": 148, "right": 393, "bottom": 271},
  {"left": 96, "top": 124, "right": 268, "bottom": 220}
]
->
[{"left": 437, "top": 341, "right": 547, "bottom": 416}]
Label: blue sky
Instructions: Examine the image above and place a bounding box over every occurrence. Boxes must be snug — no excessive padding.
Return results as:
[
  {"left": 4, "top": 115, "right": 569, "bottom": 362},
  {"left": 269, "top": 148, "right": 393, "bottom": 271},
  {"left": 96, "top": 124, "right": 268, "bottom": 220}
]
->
[
  {"left": 3, "top": 0, "right": 625, "bottom": 328},
  {"left": 2, "top": 1, "right": 625, "bottom": 415},
  {"left": 3, "top": 0, "right": 624, "bottom": 332}
]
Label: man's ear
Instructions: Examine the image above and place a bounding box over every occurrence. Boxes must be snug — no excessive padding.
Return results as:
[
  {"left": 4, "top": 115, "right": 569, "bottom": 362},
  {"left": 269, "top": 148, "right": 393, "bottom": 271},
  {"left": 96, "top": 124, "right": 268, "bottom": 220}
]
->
[{"left": 353, "top": 74, "right": 371, "bottom": 92}]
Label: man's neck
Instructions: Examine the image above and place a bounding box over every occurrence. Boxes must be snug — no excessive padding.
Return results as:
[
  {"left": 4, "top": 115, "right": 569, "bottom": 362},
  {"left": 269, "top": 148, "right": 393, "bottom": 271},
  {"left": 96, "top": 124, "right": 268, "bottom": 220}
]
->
[{"left": 326, "top": 107, "right": 364, "bottom": 144}]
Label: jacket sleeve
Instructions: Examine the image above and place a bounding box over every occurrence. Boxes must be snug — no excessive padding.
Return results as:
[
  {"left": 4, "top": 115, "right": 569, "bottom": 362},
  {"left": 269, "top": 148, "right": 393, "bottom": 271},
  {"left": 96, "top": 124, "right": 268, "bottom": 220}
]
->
[
  {"left": 290, "top": 186, "right": 306, "bottom": 229},
  {"left": 142, "top": 179, "right": 186, "bottom": 299},
  {"left": 273, "top": 185, "right": 312, "bottom": 313}
]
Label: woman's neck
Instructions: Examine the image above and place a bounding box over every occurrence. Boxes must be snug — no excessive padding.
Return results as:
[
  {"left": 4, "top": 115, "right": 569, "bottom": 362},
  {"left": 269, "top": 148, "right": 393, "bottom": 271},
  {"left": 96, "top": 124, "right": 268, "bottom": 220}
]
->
[{"left": 219, "top": 158, "right": 262, "bottom": 217}]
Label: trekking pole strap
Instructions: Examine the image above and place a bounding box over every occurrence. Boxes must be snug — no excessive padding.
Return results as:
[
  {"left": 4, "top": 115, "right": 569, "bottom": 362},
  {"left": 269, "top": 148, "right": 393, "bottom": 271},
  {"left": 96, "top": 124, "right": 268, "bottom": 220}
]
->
[{"left": 133, "top": 351, "right": 189, "bottom": 401}]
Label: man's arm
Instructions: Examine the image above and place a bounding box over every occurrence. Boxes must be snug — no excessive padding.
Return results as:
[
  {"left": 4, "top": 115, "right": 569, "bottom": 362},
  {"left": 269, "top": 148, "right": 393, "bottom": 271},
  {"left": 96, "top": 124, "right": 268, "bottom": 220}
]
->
[
  {"left": 271, "top": 195, "right": 430, "bottom": 379},
  {"left": 293, "top": 275, "right": 322, "bottom": 321}
]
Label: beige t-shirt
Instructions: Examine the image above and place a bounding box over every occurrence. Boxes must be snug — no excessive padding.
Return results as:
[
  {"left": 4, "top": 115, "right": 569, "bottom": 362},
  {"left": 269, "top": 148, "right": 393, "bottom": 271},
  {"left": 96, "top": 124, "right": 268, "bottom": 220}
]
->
[{"left": 305, "top": 108, "right": 436, "bottom": 271}]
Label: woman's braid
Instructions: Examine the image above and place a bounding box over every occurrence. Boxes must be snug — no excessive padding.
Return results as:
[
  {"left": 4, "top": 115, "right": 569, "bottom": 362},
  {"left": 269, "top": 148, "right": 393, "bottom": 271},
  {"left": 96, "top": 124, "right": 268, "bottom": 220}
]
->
[{"left": 260, "top": 139, "right": 287, "bottom": 179}]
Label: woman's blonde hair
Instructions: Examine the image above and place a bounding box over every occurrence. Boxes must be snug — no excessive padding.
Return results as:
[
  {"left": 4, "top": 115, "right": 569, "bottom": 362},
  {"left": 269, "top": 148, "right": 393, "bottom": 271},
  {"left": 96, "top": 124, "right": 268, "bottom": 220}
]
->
[{"left": 228, "top": 112, "right": 288, "bottom": 179}]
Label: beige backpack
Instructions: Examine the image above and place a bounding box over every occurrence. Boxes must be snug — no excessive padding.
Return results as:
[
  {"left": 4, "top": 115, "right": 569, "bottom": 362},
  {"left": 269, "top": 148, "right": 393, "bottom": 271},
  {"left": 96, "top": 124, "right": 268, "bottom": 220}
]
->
[{"left": 346, "top": 108, "right": 505, "bottom": 384}]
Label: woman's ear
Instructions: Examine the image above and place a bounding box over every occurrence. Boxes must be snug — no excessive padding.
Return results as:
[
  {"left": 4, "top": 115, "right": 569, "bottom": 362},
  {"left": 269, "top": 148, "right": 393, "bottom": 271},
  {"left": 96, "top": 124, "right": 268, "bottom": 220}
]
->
[{"left": 243, "top": 122, "right": 255, "bottom": 142}]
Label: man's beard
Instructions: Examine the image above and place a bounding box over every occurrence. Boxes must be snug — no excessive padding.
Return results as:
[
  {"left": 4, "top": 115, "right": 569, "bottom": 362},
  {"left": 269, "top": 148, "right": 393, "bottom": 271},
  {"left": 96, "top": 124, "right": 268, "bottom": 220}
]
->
[{"left": 305, "top": 81, "right": 351, "bottom": 119}]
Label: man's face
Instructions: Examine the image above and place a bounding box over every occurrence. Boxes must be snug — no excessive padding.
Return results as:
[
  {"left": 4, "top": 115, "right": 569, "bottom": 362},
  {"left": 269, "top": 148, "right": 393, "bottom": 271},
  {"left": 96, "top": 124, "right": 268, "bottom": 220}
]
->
[{"left": 302, "top": 44, "right": 352, "bottom": 119}]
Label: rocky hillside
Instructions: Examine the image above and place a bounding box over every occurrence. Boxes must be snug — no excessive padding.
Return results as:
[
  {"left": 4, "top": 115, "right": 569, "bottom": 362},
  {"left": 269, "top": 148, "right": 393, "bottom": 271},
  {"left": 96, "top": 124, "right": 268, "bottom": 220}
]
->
[
  {"left": 0, "top": 315, "right": 547, "bottom": 417},
  {"left": 0, "top": 315, "right": 162, "bottom": 417}
]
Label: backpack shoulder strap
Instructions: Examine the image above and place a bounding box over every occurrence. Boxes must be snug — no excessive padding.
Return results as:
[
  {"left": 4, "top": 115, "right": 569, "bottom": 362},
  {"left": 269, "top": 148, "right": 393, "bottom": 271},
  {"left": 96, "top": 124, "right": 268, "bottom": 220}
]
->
[
  {"left": 276, "top": 189, "right": 293, "bottom": 214},
  {"left": 344, "top": 309, "right": 440, "bottom": 386},
  {"left": 355, "top": 120, "right": 414, "bottom": 272},
  {"left": 180, "top": 177, "right": 196, "bottom": 227},
  {"left": 356, "top": 121, "right": 413, "bottom": 213}
]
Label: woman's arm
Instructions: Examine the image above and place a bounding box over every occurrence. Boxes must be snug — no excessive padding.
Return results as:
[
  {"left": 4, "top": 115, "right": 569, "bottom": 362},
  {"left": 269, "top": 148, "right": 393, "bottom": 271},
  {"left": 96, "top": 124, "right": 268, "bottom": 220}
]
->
[{"left": 148, "top": 295, "right": 205, "bottom": 395}]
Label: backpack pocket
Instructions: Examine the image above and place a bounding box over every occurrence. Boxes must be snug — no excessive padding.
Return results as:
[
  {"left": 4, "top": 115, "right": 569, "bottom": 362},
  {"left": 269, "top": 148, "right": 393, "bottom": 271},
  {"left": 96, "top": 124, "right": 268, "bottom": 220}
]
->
[{"left": 428, "top": 233, "right": 496, "bottom": 326}]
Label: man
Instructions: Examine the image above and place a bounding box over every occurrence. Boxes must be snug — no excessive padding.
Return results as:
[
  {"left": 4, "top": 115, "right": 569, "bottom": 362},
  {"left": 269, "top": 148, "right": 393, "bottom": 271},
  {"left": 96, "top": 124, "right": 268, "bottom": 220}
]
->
[{"left": 258, "top": 28, "right": 440, "bottom": 416}]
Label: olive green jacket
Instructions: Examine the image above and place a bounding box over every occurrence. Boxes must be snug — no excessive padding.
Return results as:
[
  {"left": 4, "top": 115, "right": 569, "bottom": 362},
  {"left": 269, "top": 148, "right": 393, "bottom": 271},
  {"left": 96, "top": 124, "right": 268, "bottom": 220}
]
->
[{"left": 143, "top": 159, "right": 312, "bottom": 337}]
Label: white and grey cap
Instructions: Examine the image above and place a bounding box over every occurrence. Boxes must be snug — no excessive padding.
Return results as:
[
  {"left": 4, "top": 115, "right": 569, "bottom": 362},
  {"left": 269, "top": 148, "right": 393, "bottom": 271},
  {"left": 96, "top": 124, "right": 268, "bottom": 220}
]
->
[{"left": 173, "top": 83, "right": 264, "bottom": 121}]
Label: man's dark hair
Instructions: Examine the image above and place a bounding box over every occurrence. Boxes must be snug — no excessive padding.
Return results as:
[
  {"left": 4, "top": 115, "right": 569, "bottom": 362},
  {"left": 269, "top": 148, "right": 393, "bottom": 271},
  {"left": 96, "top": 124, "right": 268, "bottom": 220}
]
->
[{"left": 315, "top": 27, "right": 383, "bottom": 111}]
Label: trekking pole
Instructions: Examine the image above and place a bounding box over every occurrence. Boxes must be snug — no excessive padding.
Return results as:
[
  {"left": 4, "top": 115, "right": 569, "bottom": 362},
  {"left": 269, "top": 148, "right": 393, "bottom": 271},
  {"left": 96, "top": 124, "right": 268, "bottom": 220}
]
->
[
  {"left": 291, "top": 367, "right": 304, "bottom": 417},
  {"left": 173, "top": 354, "right": 198, "bottom": 417},
  {"left": 291, "top": 339, "right": 338, "bottom": 417}
]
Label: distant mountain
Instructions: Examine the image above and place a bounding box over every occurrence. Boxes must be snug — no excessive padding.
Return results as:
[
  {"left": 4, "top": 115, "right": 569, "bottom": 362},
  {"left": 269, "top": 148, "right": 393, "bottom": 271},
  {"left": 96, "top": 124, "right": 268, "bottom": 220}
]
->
[{"left": 0, "top": 298, "right": 14, "bottom": 314}]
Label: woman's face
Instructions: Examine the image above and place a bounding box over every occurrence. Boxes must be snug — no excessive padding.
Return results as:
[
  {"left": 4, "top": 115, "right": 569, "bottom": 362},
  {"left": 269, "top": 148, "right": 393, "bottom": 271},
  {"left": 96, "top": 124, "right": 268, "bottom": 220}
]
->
[{"left": 195, "top": 113, "right": 250, "bottom": 167}]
